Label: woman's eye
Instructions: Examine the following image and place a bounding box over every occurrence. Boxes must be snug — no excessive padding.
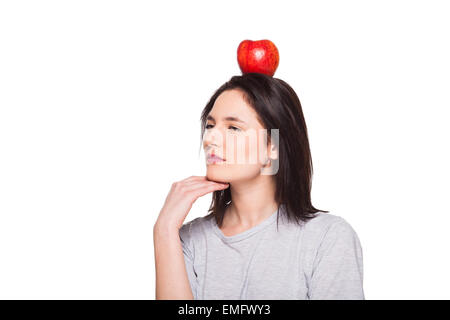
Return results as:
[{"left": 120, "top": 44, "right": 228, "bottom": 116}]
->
[{"left": 205, "top": 124, "right": 240, "bottom": 131}]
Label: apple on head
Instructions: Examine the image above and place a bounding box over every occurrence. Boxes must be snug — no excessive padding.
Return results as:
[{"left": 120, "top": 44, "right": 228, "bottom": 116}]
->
[{"left": 237, "top": 39, "right": 279, "bottom": 77}]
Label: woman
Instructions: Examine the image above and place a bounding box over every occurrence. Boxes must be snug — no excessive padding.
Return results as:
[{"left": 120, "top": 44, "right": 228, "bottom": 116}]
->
[{"left": 153, "top": 73, "right": 364, "bottom": 300}]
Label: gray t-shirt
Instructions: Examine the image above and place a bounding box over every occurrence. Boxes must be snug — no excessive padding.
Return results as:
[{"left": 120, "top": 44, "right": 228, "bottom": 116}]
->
[{"left": 179, "top": 205, "right": 364, "bottom": 300}]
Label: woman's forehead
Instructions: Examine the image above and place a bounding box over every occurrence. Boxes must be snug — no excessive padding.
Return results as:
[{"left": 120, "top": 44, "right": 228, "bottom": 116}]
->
[{"left": 210, "top": 90, "right": 260, "bottom": 126}]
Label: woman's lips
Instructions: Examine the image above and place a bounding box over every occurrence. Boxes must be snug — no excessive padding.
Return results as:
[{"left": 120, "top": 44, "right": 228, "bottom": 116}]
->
[{"left": 207, "top": 154, "right": 226, "bottom": 163}]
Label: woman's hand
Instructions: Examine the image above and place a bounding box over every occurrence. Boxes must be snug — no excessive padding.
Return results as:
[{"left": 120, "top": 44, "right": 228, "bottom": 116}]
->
[{"left": 154, "top": 176, "right": 229, "bottom": 231}]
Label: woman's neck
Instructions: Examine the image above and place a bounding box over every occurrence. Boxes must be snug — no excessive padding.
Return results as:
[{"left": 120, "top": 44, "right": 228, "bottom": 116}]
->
[{"left": 223, "top": 175, "right": 278, "bottom": 229}]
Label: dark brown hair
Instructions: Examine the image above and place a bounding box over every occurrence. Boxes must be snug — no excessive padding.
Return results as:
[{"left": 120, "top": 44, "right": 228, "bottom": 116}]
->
[{"left": 199, "top": 72, "right": 328, "bottom": 229}]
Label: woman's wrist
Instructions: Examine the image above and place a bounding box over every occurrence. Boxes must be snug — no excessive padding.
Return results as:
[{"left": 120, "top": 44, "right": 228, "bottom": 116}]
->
[{"left": 154, "top": 218, "right": 180, "bottom": 236}]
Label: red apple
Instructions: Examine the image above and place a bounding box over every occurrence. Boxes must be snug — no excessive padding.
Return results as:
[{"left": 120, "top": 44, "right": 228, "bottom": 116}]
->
[{"left": 237, "top": 39, "right": 279, "bottom": 77}]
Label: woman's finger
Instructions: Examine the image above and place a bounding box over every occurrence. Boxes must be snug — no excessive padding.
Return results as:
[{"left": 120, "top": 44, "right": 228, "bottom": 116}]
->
[
  {"left": 179, "top": 176, "right": 209, "bottom": 186},
  {"left": 185, "top": 181, "right": 228, "bottom": 198},
  {"left": 182, "top": 175, "right": 207, "bottom": 183},
  {"left": 186, "top": 180, "right": 228, "bottom": 191},
  {"left": 182, "top": 176, "right": 226, "bottom": 187}
]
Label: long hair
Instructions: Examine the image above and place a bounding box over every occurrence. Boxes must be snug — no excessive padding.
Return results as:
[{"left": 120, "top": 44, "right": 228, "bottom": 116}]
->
[{"left": 199, "top": 72, "right": 328, "bottom": 228}]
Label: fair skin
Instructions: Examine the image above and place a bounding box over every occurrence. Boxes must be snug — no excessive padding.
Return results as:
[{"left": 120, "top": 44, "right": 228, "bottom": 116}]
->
[
  {"left": 153, "top": 176, "right": 229, "bottom": 300},
  {"left": 202, "top": 89, "right": 279, "bottom": 233},
  {"left": 153, "top": 88, "right": 278, "bottom": 299}
]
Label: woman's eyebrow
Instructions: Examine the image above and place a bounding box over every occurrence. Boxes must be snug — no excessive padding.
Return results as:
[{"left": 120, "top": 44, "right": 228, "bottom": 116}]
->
[{"left": 206, "top": 115, "right": 247, "bottom": 124}]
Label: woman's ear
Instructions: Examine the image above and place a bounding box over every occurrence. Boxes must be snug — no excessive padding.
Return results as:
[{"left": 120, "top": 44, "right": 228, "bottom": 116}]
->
[
  {"left": 262, "top": 143, "right": 277, "bottom": 167},
  {"left": 269, "top": 143, "right": 278, "bottom": 161},
  {"left": 261, "top": 143, "right": 279, "bottom": 175}
]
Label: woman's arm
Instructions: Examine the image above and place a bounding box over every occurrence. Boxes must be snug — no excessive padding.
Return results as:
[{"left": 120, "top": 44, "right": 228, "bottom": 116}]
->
[
  {"left": 153, "top": 222, "right": 194, "bottom": 300},
  {"left": 152, "top": 176, "right": 229, "bottom": 300}
]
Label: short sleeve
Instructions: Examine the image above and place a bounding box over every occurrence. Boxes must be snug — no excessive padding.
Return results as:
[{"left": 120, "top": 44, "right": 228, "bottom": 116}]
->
[
  {"left": 179, "top": 221, "right": 198, "bottom": 299},
  {"left": 308, "top": 218, "right": 365, "bottom": 300}
]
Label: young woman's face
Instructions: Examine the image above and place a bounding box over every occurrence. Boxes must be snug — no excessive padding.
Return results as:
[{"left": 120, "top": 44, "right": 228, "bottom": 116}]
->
[{"left": 202, "top": 89, "right": 275, "bottom": 183}]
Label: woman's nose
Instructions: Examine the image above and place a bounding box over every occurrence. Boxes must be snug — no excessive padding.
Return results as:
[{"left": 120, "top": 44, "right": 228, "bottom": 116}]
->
[{"left": 203, "top": 127, "right": 224, "bottom": 149}]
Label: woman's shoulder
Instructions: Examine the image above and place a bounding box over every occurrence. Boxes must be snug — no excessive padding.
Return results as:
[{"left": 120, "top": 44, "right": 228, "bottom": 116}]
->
[
  {"left": 178, "top": 213, "right": 214, "bottom": 242},
  {"left": 301, "top": 211, "right": 350, "bottom": 230},
  {"left": 299, "top": 211, "right": 362, "bottom": 247}
]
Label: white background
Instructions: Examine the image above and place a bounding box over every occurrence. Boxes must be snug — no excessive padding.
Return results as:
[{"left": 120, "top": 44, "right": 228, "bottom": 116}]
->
[{"left": 1, "top": 0, "right": 449, "bottom": 299}]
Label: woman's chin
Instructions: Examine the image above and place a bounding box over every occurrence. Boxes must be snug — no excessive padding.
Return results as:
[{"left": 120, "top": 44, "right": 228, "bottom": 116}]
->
[{"left": 206, "top": 170, "right": 229, "bottom": 184}]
